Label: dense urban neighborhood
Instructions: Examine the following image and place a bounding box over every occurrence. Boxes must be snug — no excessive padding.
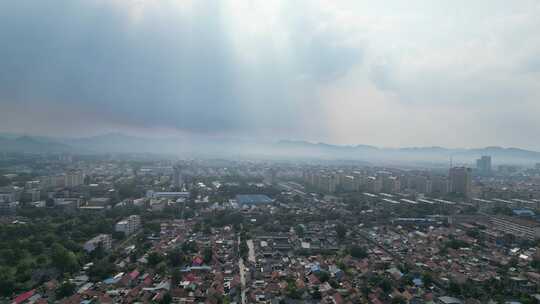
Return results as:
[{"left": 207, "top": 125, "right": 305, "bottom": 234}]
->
[
  {"left": 1, "top": 153, "right": 540, "bottom": 304},
  {"left": 3, "top": 0, "right": 540, "bottom": 302}
]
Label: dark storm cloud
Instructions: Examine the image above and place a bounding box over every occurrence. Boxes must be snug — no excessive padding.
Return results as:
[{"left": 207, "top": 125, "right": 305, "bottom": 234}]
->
[
  {"left": 0, "top": 0, "right": 362, "bottom": 136},
  {"left": 0, "top": 0, "right": 242, "bottom": 132}
]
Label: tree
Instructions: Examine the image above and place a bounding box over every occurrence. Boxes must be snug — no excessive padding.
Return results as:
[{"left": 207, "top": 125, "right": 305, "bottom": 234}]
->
[
  {"left": 315, "top": 271, "right": 330, "bottom": 283},
  {"left": 171, "top": 268, "right": 183, "bottom": 287},
  {"left": 147, "top": 252, "right": 164, "bottom": 266},
  {"left": 286, "top": 280, "right": 302, "bottom": 299},
  {"left": 422, "top": 272, "right": 434, "bottom": 286},
  {"left": 503, "top": 233, "right": 516, "bottom": 245},
  {"left": 51, "top": 244, "right": 78, "bottom": 274},
  {"left": 143, "top": 222, "right": 161, "bottom": 235},
  {"left": 27, "top": 241, "right": 45, "bottom": 255},
  {"left": 335, "top": 223, "right": 347, "bottom": 240},
  {"left": 117, "top": 181, "right": 143, "bottom": 200},
  {"left": 492, "top": 206, "right": 513, "bottom": 216},
  {"left": 466, "top": 228, "right": 480, "bottom": 239},
  {"left": 203, "top": 247, "right": 213, "bottom": 264},
  {"left": 56, "top": 281, "right": 76, "bottom": 299},
  {"left": 531, "top": 258, "right": 540, "bottom": 271},
  {"left": 311, "top": 288, "right": 321, "bottom": 299},
  {"left": 0, "top": 267, "right": 15, "bottom": 297},
  {"left": 391, "top": 296, "right": 406, "bottom": 304},
  {"left": 89, "top": 243, "right": 106, "bottom": 261},
  {"left": 445, "top": 239, "right": 468, "bottom": 250},
  {"left": 46, "top": 198, "right": 55, "bottom": 208},
  {"left": 168, "top": 249, "right": 183, "bottom": 267},
  {"left": 239, "top": 241, "right": 248, "bottom": 259},
  {"left": 160, "top": 293, "right": 172, "bottom": 304},
  {"left": 349, "top": 245, "right": 368, "bottom": 259},
  {"left": 88, "top": 259, "right": 116, "bottom": 280},
  {"left": 181, "top": 241, "right": 198, "bottom": 254},
  {"left": 448, "top": 281, "right": 462, "bottom": 296},
  {"left": 155, "top": 261, "right": 167, "bottom": 275},
  {"left": 295, "top": 225, "right": 305, "bottom": 238},
  {"left": 379, "top": 278, "right": 393, "bottom": 294}
]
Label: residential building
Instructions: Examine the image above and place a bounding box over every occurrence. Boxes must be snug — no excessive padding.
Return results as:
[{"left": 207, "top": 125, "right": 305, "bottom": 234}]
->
[
  {"left": 84, "top": 234, "right": 112, "bottom": 252},
  {"left": 115, "top": 215, "right": 141, "bottom": 236},
  {"left": 449, "top": 167, "right": 472, "bottom": 199},
  {"left": 23, "top": 189, "right": 41, "bottom": 202},
  {"left": 0, "top": 201, "right": 18, "bottom": 215},
  {"left": 87, "top": 197, "right": 111, "bottom": 207},
  {"left": 39, "top": 175, "right": 66, "bottom": 189},
  {"left": 146, "top": 191, "right": 190, "bottom": 200},
  {"left": 382, "top": 176, "right": 400, "bottom": 193},
  {"left": 476, "top": 156, "right": 492, "bottom": 175},
  {"left": 173, "top": 164, "right": 183, "bottom": 189},
  {"left": 411, "top": 175, "right": 432, "bottom": 194},
  {"left": 489, "top": 216, "right": 540, "bottom": 241},
  {"left": 431, "top": 176, "right": 449, "bottom": 196},
  {"left": 365, "top": 176, "right": 382, "bottom": 193},
  {"left": 341, "top": 175, "right": 358, "bottom": 192},
  {"left": 65, "top": 170, "right": 84, "bottom": 188}
]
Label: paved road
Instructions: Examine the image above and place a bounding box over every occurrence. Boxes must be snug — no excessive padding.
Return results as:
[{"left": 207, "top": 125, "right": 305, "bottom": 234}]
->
[
  {"left": 247, "top": 239, "right": 255, "bottom": 263},
  {"left": 239, "top": 258, "right": 247, "bottom": 304},
  {"left": 237, "top": 235, "right": 247, "bottom": 304},
  {"left": 113, "top": 229, "right": 141, "bottom": 253}
]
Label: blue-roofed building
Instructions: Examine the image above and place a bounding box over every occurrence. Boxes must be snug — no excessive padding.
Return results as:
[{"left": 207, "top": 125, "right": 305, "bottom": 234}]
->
[
  {"left": 235, "top": 194, "right": 273, "bottom": 206},
  {"left": 310, "top": 264, "right": 321, "bottom": 273},
  {"left": 512, "top": 208, "right": 535, "bottom": 217}
]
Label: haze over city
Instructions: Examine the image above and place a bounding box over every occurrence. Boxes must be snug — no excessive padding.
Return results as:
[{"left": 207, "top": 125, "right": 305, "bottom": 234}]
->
[
  {"left": 3, "top": 1, "right": 540, "bottom": 304},
  {"left": 1, "top": 0, "right": 540, "bottom": 149}
]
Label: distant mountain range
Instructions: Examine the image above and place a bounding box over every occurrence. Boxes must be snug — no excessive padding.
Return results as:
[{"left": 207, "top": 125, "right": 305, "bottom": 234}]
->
[
  {"left": 1, "top": 133, "right": 540, "bottom": 164},
  {"left": 0, "top": 135, "right": 72, "bottom": 153},
  {"left": 274, "top": 140, "right": 540, "bottom": 164}
]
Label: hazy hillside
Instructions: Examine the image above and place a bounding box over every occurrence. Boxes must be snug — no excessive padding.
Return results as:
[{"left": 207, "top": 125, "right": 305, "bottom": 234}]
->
[
  {"left": 1, "top": 134, "right": 540, "bottom": 165},
  {"left": 0, "top": 136, "right": 73, "bottom": 153}
]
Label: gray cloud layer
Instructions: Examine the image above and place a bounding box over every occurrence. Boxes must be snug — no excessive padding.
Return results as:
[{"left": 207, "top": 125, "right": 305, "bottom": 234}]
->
[
  {"left": 1, "top": 0, "right": 539, "bottom": 148},
  {"left": 0, "top": 0, "right": 349, "bottom": 136}
]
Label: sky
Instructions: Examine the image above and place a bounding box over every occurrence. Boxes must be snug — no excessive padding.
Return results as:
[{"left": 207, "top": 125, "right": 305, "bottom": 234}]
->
[{"left": 1, "top": 0, "right": 540, "bottom": 149}]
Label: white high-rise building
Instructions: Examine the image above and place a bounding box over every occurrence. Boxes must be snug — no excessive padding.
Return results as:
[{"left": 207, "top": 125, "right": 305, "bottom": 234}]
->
[{"left": 115, "top": 215, "right": 141, "bottom": 236}]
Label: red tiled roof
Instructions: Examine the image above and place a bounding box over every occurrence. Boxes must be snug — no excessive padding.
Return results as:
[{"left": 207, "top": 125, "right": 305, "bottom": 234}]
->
[
  {"left": 192, "top": 256, "right": 203, "bottom": 266},
  {"left": 129, "top": 270, "right": 140, "bottom": 280},
  {"left": 185, "top": 273, "right": 197, "bottom": 282},
  {"left": 12, "top": 289, "right": 35, "bottom": 304},
  {"left": 308, "top": 274, "right": 320, "bottom": 285},
  {"left": 333, "top": 293, "right": 344, "bottom": 304},
  {"left": 370, "top": 298, "right": 383, "bottom": 304}
]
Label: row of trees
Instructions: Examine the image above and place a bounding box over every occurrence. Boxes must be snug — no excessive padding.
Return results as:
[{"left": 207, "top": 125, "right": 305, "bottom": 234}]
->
[{"left": 0, "top": 207, "right": 143, "bottom": 297}]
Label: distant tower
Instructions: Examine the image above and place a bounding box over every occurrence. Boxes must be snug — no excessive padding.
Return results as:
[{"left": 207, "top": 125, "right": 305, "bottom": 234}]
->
[
  {"left": 263, "top": 168, "right": 277, "bottom": 185},
  {"left": 449, "top": 167, "right": 472, "bottom": 199},
  {"left": 173, "top": 165, "right": 183, "bottom": 190},
  {"left": 476, "top": 155, "right": 492, "bottom": 175}
]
